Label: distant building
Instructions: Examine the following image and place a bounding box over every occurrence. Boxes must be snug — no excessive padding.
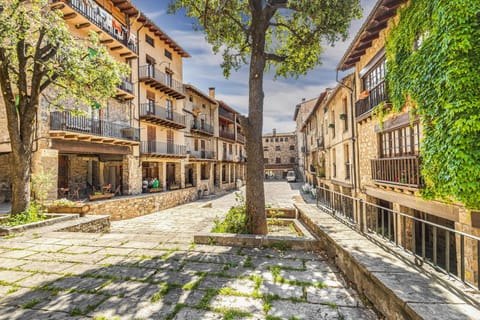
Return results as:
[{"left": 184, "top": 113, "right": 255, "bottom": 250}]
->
[{"left": 262, "top": 129, "right": 297, "bottom": 180}]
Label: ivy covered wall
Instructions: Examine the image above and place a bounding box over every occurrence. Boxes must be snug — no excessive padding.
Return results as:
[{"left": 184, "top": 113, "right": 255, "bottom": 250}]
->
[{"left": 385, "top": 0, "right": 480, "bottom": 209}]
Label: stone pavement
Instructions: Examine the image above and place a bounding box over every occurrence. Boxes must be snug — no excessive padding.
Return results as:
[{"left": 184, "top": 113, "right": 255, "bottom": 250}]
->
[{"left": 0, "top": 183, "right": 377, "bottom": 319}]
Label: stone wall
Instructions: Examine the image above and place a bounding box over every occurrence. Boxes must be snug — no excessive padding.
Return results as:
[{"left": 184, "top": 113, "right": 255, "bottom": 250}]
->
[
  {"left": 58, "top": 216, "right": 110, "bottom": 233},
  {"left": 122, "top": 154, "right": 142, "bottom": 195},
  {"left": 87, "top": 187, "right": 198, "bottom": 221},
  {"left": 0, "top": 154, "right": 11, "bottom": 202}
]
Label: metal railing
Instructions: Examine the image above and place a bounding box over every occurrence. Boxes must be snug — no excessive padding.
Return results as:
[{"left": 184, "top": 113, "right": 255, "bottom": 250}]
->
[
  {"left": 50, "top": 111, "right": 139, "bottom": 141},
  {"left": 371, "top": 155, "right": 422, "bottom": 188},
  {"left": 140, "top": 141, "right": 186, "bottom": 156},
  {"left": 316, "top": 186, "right": 480, "bottom": 289},
  {"left": 237, "top": 133, "right": 245, "bottom": 143},
  {"left": 191, "top": 120, "right": 214, "bottom": 135},
  {"left": 52, "top": 0, "right": 137, "bottom": 53},
  {"left": 355, "top": 80, "right": 388, "bottom": 117},
  {"left": 138, "top": 65, "right": 185, "bottom": 95},
  {"left": 117, "top": 79, "right": 134, "bottom": 94},
  {"left": 219, "top": 129, "right": 235, "bottom": 141},
  {"left": 317, "top": 136, "right": 325, "bottom": 149},
  {"left": 219, "top": 108, "right": 235, "bottom": 121},
  {"left": 189, "top": 150, "right": 215, "bottom": 159},
  {"left": 140, "top": 103, "right": 185, "bottom": 126}
]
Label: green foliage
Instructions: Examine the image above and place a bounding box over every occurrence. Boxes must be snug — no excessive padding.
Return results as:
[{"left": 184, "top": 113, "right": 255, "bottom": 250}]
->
[
  {"left": 212, "top": 193, "right": 248, "bottom": 234},
  {"left": 1, "top": 202, "right": 46, "bottom": 227},
  {"left": 51, "top": 198, "right": 77, "bottom": 207},
  {"left": 169, "top": 0, "right": 362, "bottom": 79},
  {"left": 31, "top": 170, "right": 55, "bottom": 202},
  {"left": 386, "top": 0, "right": 480, "bottom": 209}
]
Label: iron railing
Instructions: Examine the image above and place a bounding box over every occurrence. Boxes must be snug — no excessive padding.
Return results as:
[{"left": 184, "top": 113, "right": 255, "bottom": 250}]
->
[
  {"left": 237, "top": 133, "right": 245, "bottom": 143},
  {"left": 219, "top": 108, "right": 235, "bottom": 121},
  {"left": 219, "top": 129, "right": 235, "bottom": 141},
  {"left": 189, "top": 150, "right": 215, "bottom": 159},
  {"left": 138, "top": 65, "right": 185, "bottom": 95},
  {"left": 140, "top": 141, "right": 186, "bottom": 156},
  {"left": 191, "top": 120, "right": 214, "bottom": 135},
  {"left": 371, "top": 155, "right": 422, "bottom": 188},
  {"left": 52, "top": 0, "right": 137, "bottom": 53},
  {"left": 315, "top": 186, "right": 480, "bottom": 290},
  {"left": 355, "top": 80, "right": 388, "bottom": 117},
  {"left": 140, "top": 103, "right": 185, "bottom": 126},
  {"left": 50, "top": 111, "right": 139, "bottom": 141},
  {"left": 117, "top": 79, "right": 134, "bottom": 94}
]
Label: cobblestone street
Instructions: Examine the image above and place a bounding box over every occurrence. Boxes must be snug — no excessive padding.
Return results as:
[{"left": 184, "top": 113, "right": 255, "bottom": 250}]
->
[{"left": 0, "top": 182, "right": 377, "bottom": 319}]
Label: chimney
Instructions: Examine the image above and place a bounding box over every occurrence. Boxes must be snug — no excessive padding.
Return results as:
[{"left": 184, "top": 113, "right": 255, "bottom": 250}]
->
[
  {"left": 302, "top": 98, "right": 306, "bottom": 102},
  {"left": 272, "top": 128, "right": 276, "bottom": 136},
  {"left": 209, "top": 87, "right": 215, "bottom": 99}
]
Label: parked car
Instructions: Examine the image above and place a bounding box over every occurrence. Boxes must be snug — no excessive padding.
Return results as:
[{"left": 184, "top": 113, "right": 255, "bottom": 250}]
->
[{"left": 286, "top": 171, "right": 296, "bottom": 182}]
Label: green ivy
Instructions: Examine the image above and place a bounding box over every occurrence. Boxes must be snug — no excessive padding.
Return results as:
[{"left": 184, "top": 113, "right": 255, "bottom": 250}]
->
[{"left": 385, "top": 0, "right": 480, "bottom": 209}]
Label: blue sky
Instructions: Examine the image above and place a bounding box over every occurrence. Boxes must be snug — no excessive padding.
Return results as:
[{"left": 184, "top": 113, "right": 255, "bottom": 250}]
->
[{"left": 134, "top": 0, "right": 376, "bottom": 134}]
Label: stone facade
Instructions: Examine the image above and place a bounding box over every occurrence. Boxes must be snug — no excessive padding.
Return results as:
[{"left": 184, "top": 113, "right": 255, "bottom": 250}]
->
[
  {"left": 87, "top": 187, "right": 199, "bottom": 221},
  {"left": 262, "top": 130, "right": 298, "bottom": 180}
]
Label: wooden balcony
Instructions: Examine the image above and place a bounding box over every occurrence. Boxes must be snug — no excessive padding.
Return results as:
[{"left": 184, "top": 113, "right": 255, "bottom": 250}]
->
[
  {"left": 139, "top": 66, "right": 185, "bottom": 99},
  {"left": 191, "top": 120, "right": 214, "bottom": 136},
  {"left": 219, "top": 129, "right": 235, "bottom": 141},
  {"left": 51, "top": 0, "right": 137, "bottom": 58},
  {"left": 188, "top": 150, "right": 215, "bottom": 160},
  {"left": 116, "top": 79, "right": 135, "bottom": 100},
  {"left": 356, "top": 80, "right": 388, "bottom": 118},
  {"left": 141, "top": 141, "right": 186, "bottom": 158},
  {"left": 371, "top": 155, "right": 422, "bottom": 188},
  {"left": 140, "top": 103, "right": 186, "bottom": 129},
  {"left": 49, "top": 111, "right": 139, "bottom": 145},
  {"left": 219, "top": 108, "right": 235, "bottom": 122}
]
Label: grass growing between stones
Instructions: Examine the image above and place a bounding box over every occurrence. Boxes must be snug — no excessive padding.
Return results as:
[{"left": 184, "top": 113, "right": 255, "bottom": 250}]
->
[
  {"left": 21, "top": 298, "right": 41, "bottom": 309},
  {"left": 270, "top": 266, "right": 327, "bottom": 288}
]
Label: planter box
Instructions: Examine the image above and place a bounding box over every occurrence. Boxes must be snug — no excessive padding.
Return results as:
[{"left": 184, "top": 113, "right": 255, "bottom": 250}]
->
[
  {"left": 169, "top": 185, "right": 180, "bottom": 190},
  {"left": 148, "top": 188, "right": 163, "bottom": 193},
  {"left": 0, "top": 214, "right": 76, "bottom": 236},
  {"left": 47, "top": 205, "right": 90, "bottom": 217},
  {"left": 88, "top": 193, "right": 114, "bottom": 201}
]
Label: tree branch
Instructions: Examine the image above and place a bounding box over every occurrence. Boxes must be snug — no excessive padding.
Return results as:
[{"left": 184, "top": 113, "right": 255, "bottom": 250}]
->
[{"left": 264, "top": 53, "right": 286, "bottom": 62}]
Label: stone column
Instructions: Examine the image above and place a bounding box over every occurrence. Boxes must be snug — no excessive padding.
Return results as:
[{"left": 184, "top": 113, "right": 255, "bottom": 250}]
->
[
  {"left": 209, "top": 163, "right": 214, "bottom": 191},
  {"left": 99, "top": 162, "right": 105, "bottom": 186},
  {"left": 196, "top": 163, "right": 201, "bottom": 189},
  {"left": 31, "top": 148, "right": 59, "bottom": 200},
  {"left": 180, "top": 160, "right": 186, "bottom": 189},
  {"left": 122, "top": 155, "right": 142, "bottom": 195},
  {"left": 162, "top": 162, "right": 167, "bottom": 192}
]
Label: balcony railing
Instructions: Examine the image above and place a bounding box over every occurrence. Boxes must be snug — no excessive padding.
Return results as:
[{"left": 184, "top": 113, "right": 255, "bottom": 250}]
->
[
  {"left": 356, "top": 80, "right": 388, "bottom": 117},
  {"left": 191, "top": 120, "right": 214, "bottom": 135},
  {"left": 52, "top": 0, "right": 137, "bottom": 54},
  {"left": 140, "top": 103, "right": 186, "bottom": 128},
  {"left": 219, "top": 129, "right": 235, "bottom": 141},
  {"left": 371, "top": 155, "right": 422, "bottom": 188},
  {"left": 117, "top": 79, "right": 134, "bottom": 94},
  {"left": 237, "top": 133, "right": 245, "bottom": 143},
  {"left": 317, "top": 136, "right": 325, "bottom": 149},
  {"left": 50, "top": 111, "right": 139, "bottom": 141},
  {"left": 139, "top": 65, "right": 185, "bottom": 98},
  {"left": 141, "top": 141, "right": 186, "bottom": 156},
  {"left": 219, "top": 108, "right": 235, "bottom": 121},
  {"left": 189, "top": 150, "right": 215, "bottom": 159}
]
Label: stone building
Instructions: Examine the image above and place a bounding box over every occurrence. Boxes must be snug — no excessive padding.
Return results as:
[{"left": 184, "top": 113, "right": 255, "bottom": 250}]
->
[
  {"left": 293, "top": 97, "right": 318, "bottom": 182},
  {"left": 334, "top": 0, "right": 479, "bottom": 286},
  {"left": 262, "top": 129, "right": 297, "bottom": 180}
]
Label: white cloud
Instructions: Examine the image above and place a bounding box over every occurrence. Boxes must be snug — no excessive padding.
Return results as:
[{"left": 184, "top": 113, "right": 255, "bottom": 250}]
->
[{"left": 146, "top": 10, "right": 166, "bottom": 19}]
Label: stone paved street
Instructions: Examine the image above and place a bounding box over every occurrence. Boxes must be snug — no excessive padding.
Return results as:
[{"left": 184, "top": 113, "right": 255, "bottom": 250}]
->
[{"left": 0, "top": 182, "right": 377, "bottom": 319}]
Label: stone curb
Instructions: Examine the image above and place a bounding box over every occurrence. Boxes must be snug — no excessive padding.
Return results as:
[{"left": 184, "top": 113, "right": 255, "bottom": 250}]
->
[
  {"left": 0, "top": 214, "right": 78, "bottom": 236},
  {"left": 295, "top": 203, "right": 480, "bottom": 320}
]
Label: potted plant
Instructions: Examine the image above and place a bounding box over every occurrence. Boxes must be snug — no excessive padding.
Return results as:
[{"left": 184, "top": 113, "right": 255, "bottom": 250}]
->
[
  {"left": 328, "top": 123, "right": 335, "bottom": 129},
  {"left": 46, "top": 198, "right": 90, "bottom": 216},
  {"left": 339, "top": 113, "right": 347, "bottom": 120}
]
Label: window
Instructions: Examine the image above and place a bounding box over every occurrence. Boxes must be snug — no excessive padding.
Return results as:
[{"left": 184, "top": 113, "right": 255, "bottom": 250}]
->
[
  {"left": 264, "top": 158, "right": 269, "bottom": 163},
  {"left": 344, "top": 144, "right": 350, "bottom": 180},
  {"left": 276, "top": 158, "right": 281, "bottom": 164},
  {"left": 363, "top": 57, "right": 386, "bottom": 91},
  {"left": 280, "top": 138, "right": 283, "bottom": 142},
  {"left": 263, "top": 146, "right": 269, "bottom": 151},
  {"left": 166, "top": 100, "right": 173, "bottom": 119},
  {"left": 289, "top": 145, "right": 295, "bottom": 151},
  {"left": 147, "top": 91, "right": 155, "bottom": 114},
  {"left": 145, "top": 34, "right": 154, "bottom": 47},
  {"left": 332, "top": 148, "right": 336, "bottom": 178},
  {"left": 189, "top": 96, "right": 193, "bottom": 102},
  {"left": 290, "top": 157, "right": 295, "bottom": 164},
  {"left": 285, "top": 137, "right": 288, "bottom": 142},
  {"left": 275, "top": 146, "right": 280, "bottom": 151},
  {"left": 146, "top": 55, "right": 155, "bottom": 77},
  {"left": 229, "top": 144, "right": 233, "bottom": 155},
  {"left": 201, "top": 164, "right": 209, "bottom": 180},
  {"left": 330, "top": 109, "right": 335, "bottom": 138},
  {"left": 165, "top": 49, "right": 172, "bottom": 60},
  {"left": 165, "top": 71, "right": 173, "bottom": 87},
  {"left": 342, "top": 97, "right": 348, "bottom": 132},
  {"left": 265, "top": 138, "right": 269, "bottom": 142},
  {"left": 380, "top": 123, "right": 421, "bottom": 158}
]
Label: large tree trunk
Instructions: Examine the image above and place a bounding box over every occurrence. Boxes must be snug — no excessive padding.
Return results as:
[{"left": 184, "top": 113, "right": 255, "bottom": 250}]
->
[
  {"left": 244, "top": 6, "right": 268, "bottom": 235},
  {"left": 9, "top": 149, "right": 32, "bottom": 214}
]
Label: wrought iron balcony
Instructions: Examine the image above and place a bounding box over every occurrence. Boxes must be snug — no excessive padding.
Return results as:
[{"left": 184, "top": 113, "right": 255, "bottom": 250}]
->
[
  {"left": 356, "top": 80, "right": 389, "bottom": 118},
  {"left": 219, "top": 128, "right": 236, "bottom": 141},
  {"left": 189, "top": 150, "right": 215, "bottom": 159},
  {"left": 219, "top": 108, "right": 235, "bottom": 122},
  {"left": 191, "top": 120, "right": 214, "bottom": 136},
  {"left": 371, "top": 155, "right": 422, "bottom": 188},
  {"left": 116, "top": 79, "right": 134, "bottom": 100},
  {"left": 237, "top": 133, "right": 245, "bottom": 144},
  {"left": 139, "top": 65, "right": 185, "bottom": 99},
  {"left": 140, "top": 103, "right": 186, "bottom": 129},
  {"left": 50, "top": 111, "right": 139, "bottom": 142},
  {"left": 141, "top": 141, "right": 186, "bottom": 157},
  {"left": 51, "top": 0, "right": 137, "bottom": 56}
]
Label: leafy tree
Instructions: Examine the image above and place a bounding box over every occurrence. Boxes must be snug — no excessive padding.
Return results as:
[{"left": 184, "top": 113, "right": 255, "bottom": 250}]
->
[
  {"left": 170, "top": 0, "right": 361, "bottom": 234},
  {"left": 0, "top": 0, "right": 128, "bottom": 214}
]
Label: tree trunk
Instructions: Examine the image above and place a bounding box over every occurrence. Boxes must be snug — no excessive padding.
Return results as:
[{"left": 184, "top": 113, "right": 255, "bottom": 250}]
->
[
  {"left": 9, "top": 151, "right": 32, "bottom": 214},
  {"left": 244, "top": 7, "right": 268, "bottom": 235}
]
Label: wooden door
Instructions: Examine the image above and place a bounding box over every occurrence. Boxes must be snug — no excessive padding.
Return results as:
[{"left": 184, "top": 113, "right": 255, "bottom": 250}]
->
[
  {"left": 58, "top": 155, "right": 69, "bottom": 188},
  {"left": 167, "top": 130, "right": 174, "bottom": 154},
  {"left": 147, "top": 126, "right": 156, "bottom": 153}
]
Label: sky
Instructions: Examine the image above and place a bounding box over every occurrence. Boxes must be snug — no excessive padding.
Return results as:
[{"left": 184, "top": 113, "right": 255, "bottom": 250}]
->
[{"left": 134, "top": 0, "right": 377, "bottom": 134}]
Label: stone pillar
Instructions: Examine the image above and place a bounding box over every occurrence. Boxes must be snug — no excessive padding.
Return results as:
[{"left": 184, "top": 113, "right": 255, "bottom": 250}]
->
[
  {"left": 219, "top": 163, "right": 223, "bottom": 186},
  {"left": 162, "top": 163, "right": 167, "bottom": 192},
  {"left": 99, "top": 162, "right": 105, "bottom": 186},
  {"left": 122, "top": 155, "right": 142, "bottom": 195},
  {"left": 196, "top": 163, "right": 201, "bottom": 189},
  {"left": 456, "top": 208, "right": 480, "bottom": 284},
  {"left": 180, "top": 160, "right": 186, "bottom": 189},
  {"left": 31, "top": 148, "right": 59, "bottom": 200}
]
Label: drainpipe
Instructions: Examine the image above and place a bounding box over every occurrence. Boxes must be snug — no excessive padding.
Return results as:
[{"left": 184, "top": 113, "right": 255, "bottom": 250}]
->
[
  {"left": 135, "top": 16, "right": 146, "bottom": 168},
  {"left": 335, "top": 69, "right": 358, "bottom": 195}
]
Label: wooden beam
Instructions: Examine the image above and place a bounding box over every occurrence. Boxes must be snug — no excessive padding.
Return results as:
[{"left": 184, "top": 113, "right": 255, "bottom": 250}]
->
[
  {"left": 101, "top": 39, "right": 114, "bottom": 44},
  {"left": 63, "top": 12, "right": 77, "bottom": 20},
  {"left": 110, "top": 46, "right": 123, "bottom": 51},
  {"left": 75, "top": 22, "right": 91, "bottom": 29}
]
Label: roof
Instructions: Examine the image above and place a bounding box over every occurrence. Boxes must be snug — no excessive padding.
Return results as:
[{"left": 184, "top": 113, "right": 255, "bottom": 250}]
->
[
  {"left": 217, "top": 100, "right": 241, "bottom": 115},
  {"left": 262, "top": 132, "right": 296, "bottom": 137},
  {"left": 110, "top": 0, "right": 190, "bottom": 58},
  {"left": 300, "top": 90, "right": 331, "bottom": 131},
  {"left": 185, "top": 85, "right": 218, "bottom": 105},
  {"left": 293, "top": 96, "right": 319, "bottom": 121},
  {"left": 337, "top": 0, "right": 406, "bottom": 71}
]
